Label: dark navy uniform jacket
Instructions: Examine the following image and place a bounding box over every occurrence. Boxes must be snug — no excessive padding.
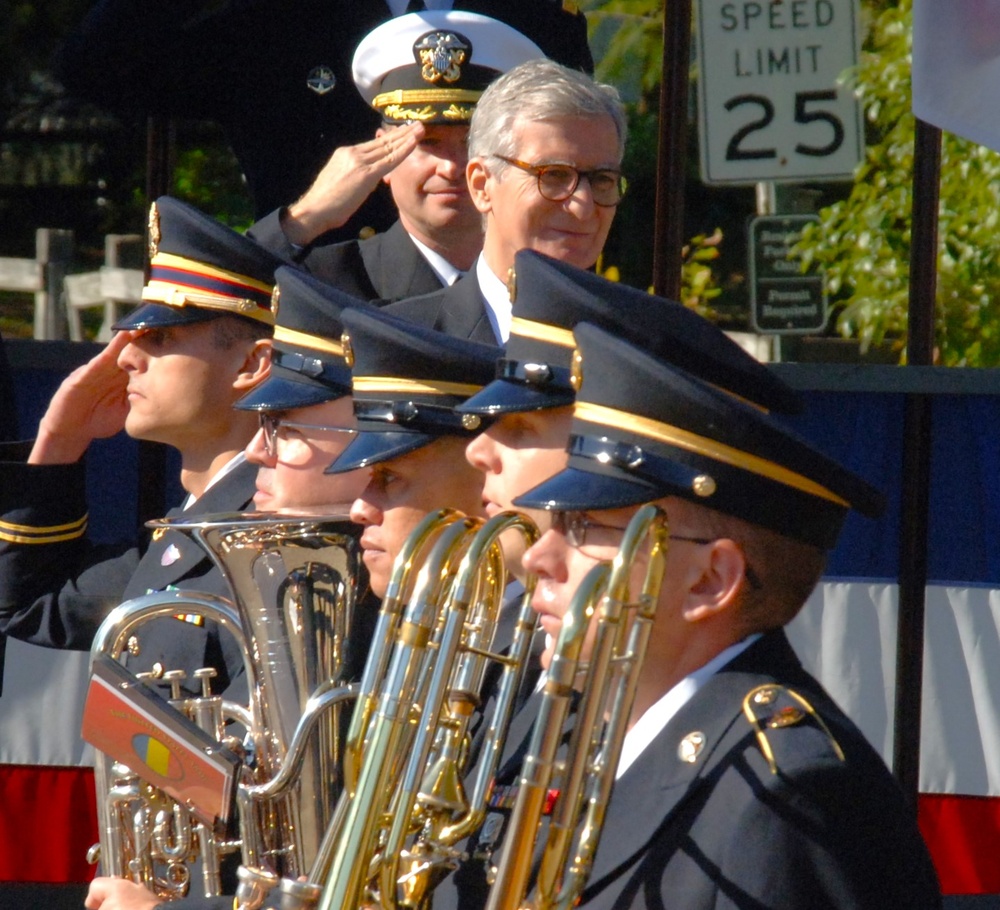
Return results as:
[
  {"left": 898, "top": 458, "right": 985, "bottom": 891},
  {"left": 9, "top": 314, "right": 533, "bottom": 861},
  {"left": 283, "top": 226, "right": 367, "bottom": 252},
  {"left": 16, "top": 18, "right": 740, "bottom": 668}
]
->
[
  {"left": 248, "top": 214, "right": 446, "bottom": 302},
  {"left": 434, "top": 629, "right": 942, "bottom": 910},
  {"left": 56, "top": 0, "right": 593, "bottom": 226},
  {"left": 0, "top": 452, "right": 256, "bottom": 699},
  {"left": 385, "top": 271, "right": 497, "bottom": 343}
]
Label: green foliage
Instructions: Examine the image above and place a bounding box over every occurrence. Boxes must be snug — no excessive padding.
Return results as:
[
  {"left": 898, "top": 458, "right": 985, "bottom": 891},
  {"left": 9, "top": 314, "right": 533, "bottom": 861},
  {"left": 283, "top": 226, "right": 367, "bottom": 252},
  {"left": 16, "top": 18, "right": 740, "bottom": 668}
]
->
[{"left": 794, "top": 0, "right": 1000, "bottom": 365}]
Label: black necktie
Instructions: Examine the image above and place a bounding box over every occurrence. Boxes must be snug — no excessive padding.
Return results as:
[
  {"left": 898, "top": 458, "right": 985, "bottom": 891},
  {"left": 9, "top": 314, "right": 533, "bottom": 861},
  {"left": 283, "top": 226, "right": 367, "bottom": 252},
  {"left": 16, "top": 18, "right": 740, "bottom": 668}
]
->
[{"left": 405, "top": 0, "right": 426, "bottom": 12}]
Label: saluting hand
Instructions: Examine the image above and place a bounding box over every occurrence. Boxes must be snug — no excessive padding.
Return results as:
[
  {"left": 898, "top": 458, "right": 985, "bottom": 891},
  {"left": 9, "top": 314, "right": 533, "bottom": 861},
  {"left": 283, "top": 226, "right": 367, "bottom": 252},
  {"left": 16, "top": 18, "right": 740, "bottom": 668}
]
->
[
  {"left": 282, "top": 120, "right": 426, "bottom": 246},
  {"left": 28, "top": 329, "right": 132, "bottom": 465}
]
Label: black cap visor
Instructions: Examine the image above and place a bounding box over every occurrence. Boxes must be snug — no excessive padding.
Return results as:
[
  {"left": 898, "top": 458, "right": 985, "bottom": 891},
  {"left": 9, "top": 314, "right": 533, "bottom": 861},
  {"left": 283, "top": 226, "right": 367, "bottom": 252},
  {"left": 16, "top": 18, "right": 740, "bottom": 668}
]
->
[
  {"left": 234, "top": 362, "right": 351, "bottom": 412},
  {"left": 112, "top": 301, "right": 221, "bottom": 331},
  {"left": 325, "top": 427, "right": 436, "bottom": 474}
]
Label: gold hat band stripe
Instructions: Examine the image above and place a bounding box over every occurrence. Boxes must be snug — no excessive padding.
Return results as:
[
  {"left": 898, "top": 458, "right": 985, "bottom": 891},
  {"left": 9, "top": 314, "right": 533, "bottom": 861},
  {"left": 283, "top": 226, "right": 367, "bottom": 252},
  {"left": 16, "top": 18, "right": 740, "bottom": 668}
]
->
[
  {"left": 373, "top": 88, "right": 482, "bottom": 107},
  {"left": 141, "top": 283, "right": 276, "bottom": 325},
  {"left": 509, "top": 317, "right": 576, "bottom": 349},
  {"left": 0, "top": 528, "right": 87, "bottom": 544},
  {"left": 151, "top": 252, "right": 274, "bottom": 295},
  {"left": 353, "top": 376, "right": 483, "bottom": 397},
  {"left": 274, "top": 325, "right": 345, "bottom": 357},
  {"left": 573, "top": 401, "right": 849, "bottom": 508},
  {"left": 0, "top": 514, "right": 88, "bottom": 535}
]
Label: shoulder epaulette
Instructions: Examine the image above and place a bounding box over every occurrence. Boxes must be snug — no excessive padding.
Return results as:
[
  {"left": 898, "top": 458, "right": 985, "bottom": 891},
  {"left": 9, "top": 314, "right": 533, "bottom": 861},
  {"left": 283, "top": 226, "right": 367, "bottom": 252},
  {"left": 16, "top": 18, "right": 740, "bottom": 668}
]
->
[{"left": 742, "top": 683, "right": 844, "bottom": 775}]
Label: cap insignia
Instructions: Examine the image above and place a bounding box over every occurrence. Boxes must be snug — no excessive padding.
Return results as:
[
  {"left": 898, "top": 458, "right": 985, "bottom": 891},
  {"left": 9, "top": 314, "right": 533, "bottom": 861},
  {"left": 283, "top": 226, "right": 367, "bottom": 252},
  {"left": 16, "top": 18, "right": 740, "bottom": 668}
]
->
[
  {"left": 678, "top": 731, "right": 705, "bottom": 764},
  {"left": 506, "top": 266, "right": 517, "bottom": 303},
  {"left": 147, "top": 202, "right": 161, "bottom": 260},
  {"left": 414, "top": 30, "right": 470, "bottom": 84},
  {"left": 692, "top": 474, "right": 716, "bottom": 498},
  {"left": 307, "top": 64, "right": 336, "bottom": 95},
  {"left": 341, "top": 331, "right": 355, "bottom": 368},
  {"left": 570, "top": 349, "right": 583, "bottom": 392},
  {"left": 270, "top": 284, "right": 281, "bottom": 320}
]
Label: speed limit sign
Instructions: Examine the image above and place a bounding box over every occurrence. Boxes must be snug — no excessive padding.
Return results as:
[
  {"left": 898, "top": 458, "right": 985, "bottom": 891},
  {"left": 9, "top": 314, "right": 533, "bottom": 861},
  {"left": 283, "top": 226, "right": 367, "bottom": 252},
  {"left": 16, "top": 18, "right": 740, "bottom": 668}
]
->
[{"left": 696, "top": 0, "right": 863, "bottom": 184}]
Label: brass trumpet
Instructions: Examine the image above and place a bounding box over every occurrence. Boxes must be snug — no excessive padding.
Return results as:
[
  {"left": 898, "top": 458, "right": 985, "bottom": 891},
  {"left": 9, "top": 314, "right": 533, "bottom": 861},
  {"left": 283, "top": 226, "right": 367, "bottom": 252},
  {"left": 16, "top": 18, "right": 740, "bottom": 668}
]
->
[
  {"left": 87, "top": 512, "right": 364, "bottom": 907},
  {"left": 484, "top": 504, "right": 669, "bottom": 910},
  {"left": 281, "top": 508, "right": 540, "bottom": 910}
]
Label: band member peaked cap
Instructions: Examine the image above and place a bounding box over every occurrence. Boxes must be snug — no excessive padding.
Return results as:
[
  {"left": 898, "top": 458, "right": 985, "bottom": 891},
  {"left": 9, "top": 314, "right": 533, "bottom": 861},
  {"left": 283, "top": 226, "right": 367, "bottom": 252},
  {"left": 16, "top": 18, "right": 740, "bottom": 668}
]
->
[
  {"left": 326, "top": 308, "right": 501, "bottom": 474},
  {"left": 235, "top": 266, "right": 372, "bottom": 411},
  {"left": 113, "top": 196, "right": 283, "bottom": 331},
  {"left": 459, "top": 250, "right": 802, "bottom": 417},
  {"left": 352, "top": 11, "right": 543, "bottom": 124},
  {"left": 514, "top": 323, "right": 885, "bottom": 550}
]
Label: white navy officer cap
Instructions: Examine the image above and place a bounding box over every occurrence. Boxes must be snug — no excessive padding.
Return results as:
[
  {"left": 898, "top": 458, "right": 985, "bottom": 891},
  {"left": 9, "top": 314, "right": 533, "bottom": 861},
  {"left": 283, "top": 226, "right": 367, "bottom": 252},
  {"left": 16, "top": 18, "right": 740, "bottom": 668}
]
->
[{"left": 352, "top": 11, "right": 544, "bottom": 124}]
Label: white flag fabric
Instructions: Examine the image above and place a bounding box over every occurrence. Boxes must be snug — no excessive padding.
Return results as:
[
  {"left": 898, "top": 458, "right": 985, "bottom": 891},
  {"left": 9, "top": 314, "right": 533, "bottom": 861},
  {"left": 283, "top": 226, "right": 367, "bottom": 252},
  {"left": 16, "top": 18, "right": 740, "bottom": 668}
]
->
[{"left": 912, "top": 0, "right": 1000, "bottom": 150}]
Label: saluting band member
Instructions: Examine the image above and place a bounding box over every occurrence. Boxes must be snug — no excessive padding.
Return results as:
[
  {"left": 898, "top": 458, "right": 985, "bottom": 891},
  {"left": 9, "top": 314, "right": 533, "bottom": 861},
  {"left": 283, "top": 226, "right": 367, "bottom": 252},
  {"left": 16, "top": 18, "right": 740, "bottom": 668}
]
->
[
  {"left": 85, "top": 265, "right": 377, "bottom": 910},
  {"left": 249, "top": 11, "right": 544, "bottom": 303},
  {"left": 441, "top": 320, "right": 941, "bottom": 910},
  {"left": 0, "top": 197, "right": 280, "bottom": 700}
]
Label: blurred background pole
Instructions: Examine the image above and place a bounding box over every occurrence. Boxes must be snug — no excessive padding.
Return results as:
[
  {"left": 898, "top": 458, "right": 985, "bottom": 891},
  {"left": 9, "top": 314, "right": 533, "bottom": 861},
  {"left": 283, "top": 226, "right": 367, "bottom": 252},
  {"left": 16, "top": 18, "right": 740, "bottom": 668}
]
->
[
  {"left": 652, "top": 0, "right": 692, "bottom": 301},
  {"left": 892, "top": 117, "right": 940, "bottom": 814},
  {"left": 137, "top": 115, "right": 175, "bottom": 525}
]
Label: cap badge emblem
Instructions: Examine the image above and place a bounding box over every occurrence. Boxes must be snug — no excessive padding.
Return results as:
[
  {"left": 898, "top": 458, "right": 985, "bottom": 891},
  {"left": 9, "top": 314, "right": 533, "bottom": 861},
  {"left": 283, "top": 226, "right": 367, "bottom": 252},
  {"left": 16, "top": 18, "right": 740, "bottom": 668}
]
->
[
  {"left": 306, "top": 65, "right": 336, "bottom": 95},
  {"left": 678, "top": 731, "right": 705, "bottom": 764},
  {"left": 341, "top": 331, "right": 354, "bottom": 368},
  {"left": 147, "top": 202, "right": 161, "bottom": 260},
  {"left": 270, "top": 285, "right": 281, "bottom": 319},
  {"left": 570, "top": 349, "right": 583, "bottom": 392},
  {"left": 506, "top": 266, "right": 517, "bottom": 303},
  {"left": 414, "top": 30, "right": 470, "bottom": 84}
]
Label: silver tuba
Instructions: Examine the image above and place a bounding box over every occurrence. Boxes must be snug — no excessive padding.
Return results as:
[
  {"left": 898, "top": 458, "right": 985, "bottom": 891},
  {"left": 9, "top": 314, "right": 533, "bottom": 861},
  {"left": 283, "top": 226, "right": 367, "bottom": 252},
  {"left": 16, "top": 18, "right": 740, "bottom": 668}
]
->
[{"left": 86, "top": 511, "right": 364, "bottom": 907}]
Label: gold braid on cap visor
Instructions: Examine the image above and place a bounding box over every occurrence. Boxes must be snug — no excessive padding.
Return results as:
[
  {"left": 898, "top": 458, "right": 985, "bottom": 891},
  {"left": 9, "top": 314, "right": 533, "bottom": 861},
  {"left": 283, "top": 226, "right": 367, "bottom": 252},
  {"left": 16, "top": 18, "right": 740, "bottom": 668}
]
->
[
  {"left": 572, "top": 400, "right": 849, "bottom": 507},
  {"left": 351, "top": 377, "right": 484, "bottom": 397},
  {"left": 508, "top": 317, "right": 577, "bottom": 349},
  {"left": 273, "top": 325, "right": 346, "bottom": 358}
]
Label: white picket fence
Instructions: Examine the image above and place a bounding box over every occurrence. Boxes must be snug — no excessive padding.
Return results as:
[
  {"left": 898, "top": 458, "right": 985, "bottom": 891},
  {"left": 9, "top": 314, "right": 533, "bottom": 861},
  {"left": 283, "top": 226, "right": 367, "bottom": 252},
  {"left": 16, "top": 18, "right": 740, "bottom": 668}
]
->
[{"left": 0, "top": 229, "right": 144, "bottom": 341}]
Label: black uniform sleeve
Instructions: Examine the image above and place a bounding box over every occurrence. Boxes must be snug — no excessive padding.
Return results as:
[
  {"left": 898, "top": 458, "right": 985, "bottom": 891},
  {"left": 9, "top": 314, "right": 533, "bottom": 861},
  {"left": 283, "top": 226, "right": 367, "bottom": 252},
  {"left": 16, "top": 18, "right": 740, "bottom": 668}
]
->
[{"left": 0, "top": 453, "right": 141, "bottom": 650}]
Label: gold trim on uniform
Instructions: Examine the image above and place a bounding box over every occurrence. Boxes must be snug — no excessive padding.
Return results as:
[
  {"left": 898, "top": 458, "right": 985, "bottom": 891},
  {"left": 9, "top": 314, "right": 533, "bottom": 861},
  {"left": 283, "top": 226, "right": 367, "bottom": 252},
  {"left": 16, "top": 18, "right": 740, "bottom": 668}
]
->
[
  {"left": 373, "top": 88, "right": 482, "bottom": 107},
  {"left": 0, "top": 513, "right": 88, "bottom": 544},
  {"left": 506, "top": 266, "right": 517, "bottom": 304},
  {"left": 742, "top": 684, "right": 844, "bottom": 775},
  {"left": 573, "top": 401, "right": 850, "bottom": 508},
  {"left": 509, "top": 317, "right": 576, "bottom": 349},
  {"left": 270, "top": 284, "right": 281, "bottom": 320},
  {"left": 273, "top": 325, "right": 346, "bottom": 358},
  {"left": 141, "top": 284, "right": 275, "bottom": 324},
  {"left": 147, "top": 202, "right": 161, "bottom": 259},
  {"left": 353, "top": 376, "right": 484, "bottom": 397},
  {"left": 148, "top": 252, "right": 274, "bottom": 296},
  {"left": 570, "top": 348, "right": 584, "bottom": 391}
]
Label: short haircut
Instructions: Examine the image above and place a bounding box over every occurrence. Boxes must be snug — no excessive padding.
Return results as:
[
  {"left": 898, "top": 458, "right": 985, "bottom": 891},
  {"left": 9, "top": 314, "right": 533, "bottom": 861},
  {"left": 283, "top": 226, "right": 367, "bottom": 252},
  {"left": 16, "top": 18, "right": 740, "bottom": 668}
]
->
[
  {"left": 210, "top": 314, "right": 274, "bottom": 349},
  {"left": 677, "top": 502, "right": 828, "bottom": 632},
  {"left": 467, "top": 59, "right": 627, "bottom": 166}
]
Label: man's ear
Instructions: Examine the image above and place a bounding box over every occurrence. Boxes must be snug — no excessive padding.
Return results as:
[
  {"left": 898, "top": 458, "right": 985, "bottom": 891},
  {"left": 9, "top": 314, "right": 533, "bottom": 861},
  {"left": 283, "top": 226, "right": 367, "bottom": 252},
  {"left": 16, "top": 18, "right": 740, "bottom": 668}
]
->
[
  {"left": 233, "top": 338, "right": 272, "bottom": 392},
  {"left": 681, "top": 538, "right": 745, "bottom": 623},
  {"left": 467, "top": 157, "right": 493, "bottom": 215}
]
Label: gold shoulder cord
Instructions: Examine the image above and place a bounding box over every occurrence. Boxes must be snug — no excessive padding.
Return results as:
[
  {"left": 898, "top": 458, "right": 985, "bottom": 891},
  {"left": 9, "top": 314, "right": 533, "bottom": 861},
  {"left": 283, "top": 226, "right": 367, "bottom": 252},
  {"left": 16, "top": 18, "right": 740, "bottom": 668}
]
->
[{"left": 741, "top": 684, "right": 845, "bottom": 775}]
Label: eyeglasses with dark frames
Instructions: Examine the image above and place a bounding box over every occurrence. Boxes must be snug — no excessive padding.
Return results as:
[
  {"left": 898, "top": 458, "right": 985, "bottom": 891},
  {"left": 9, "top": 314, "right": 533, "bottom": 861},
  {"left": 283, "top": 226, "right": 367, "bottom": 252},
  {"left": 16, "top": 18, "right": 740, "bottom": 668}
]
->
[
  {"left": 551, "top": 510, "right": 762, "bottom": 590},
  {"left": 258, "top": 412, "right": 356, "bottom": 459},
  {"left": 493, "top": 155, "right": 627, "bottom": 207}
]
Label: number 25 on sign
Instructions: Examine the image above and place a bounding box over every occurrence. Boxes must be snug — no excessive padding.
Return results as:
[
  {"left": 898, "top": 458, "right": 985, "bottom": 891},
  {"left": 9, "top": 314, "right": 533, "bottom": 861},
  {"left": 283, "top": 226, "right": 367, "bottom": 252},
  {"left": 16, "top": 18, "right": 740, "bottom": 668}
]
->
[{"left": 696, "top": 0, "right": 864, "bottom": 185}]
